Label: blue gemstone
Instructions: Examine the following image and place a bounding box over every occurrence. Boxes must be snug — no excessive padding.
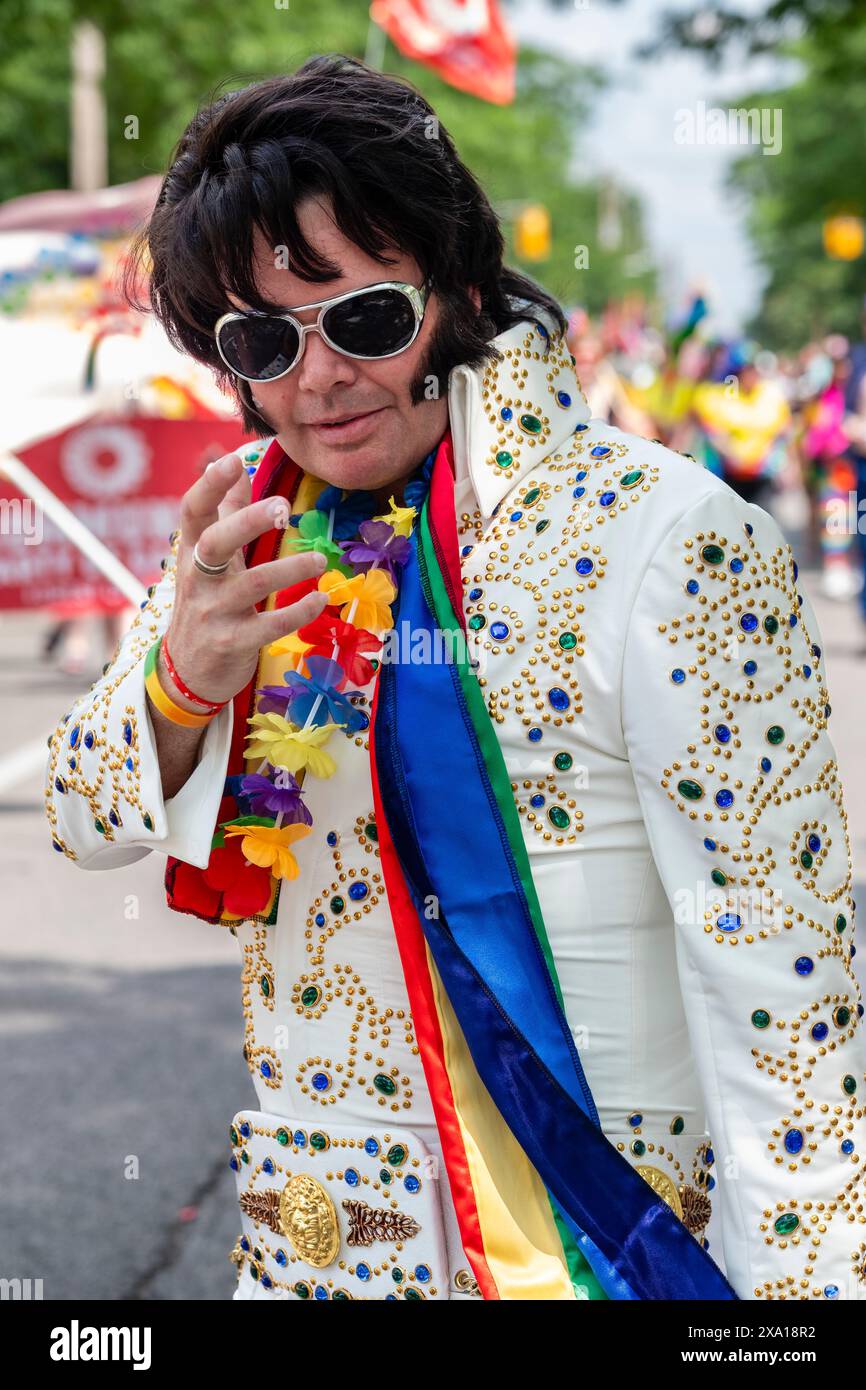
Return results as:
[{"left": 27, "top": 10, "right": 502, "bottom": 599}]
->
[
  {"left": 703, "top": 838, "right": 717, "bottom": 851},
  {"left": 556, "top": 390, "right": 572, "bottom": 407},
  {"left": 740, "top": 613, "right": 758, "bottom": 632},
  {"left": 812, "top": 644, "right": 821, "bottom": 659},
  {"left": 84, "top": 730, "right": 95, "bottom": 749},
  {"left": 122, "top": 720, "right": 133, "bottom": 745},
  {"left": 125, "top": 757, "right": 134, "bottom": 771},
  {"left": 807, "top": 833, "right": 821, "bottom": 853},
  {"left": 792, "top": 561, "right": 799, "bottom": 580},
  {"left": 841, "top": 1139, "right": 855, "bottom": 1155},
  {"left": 263, "top": 1156, "right": 275, "bottom": 1174},
  {"left": 355, "top": 712, "right": 370, "bottom": 730},
  {"left": 548, "top": 687, "right": 570, "bottom": 711},
  {"left": 230, "top": 1155, "right": 239, "bottom": 1171},
  {"left": 404, "top": 1174, "right": 421, "bottom": 1193},
  {"left": 415, "top": 1264, "right": 432, "bottom": 1283},
  {"left": 461, "top": 545, "right": 472, "bottom": 557},
  {"left": 704, "top": 1148, "right": 714, "bottom": 1166},
  {"left": 500, "top": 407, "right": 513, "bottom": 421},
  {"left": 714, "top": 789, "right": 734, "bottom": 808},
  {"left": 356, "top": 1262, "right": 372, "bottom": 1281},
  {"left": 490, "top": 622, "right": 510, "bottom": 640},
  {"left": 686, "top": 579, "right": 700, "bottom": 595},
  {"left": 293, "top": 1130, "right": 306, "bottom": 1147},
  {"left": 240, "top": 1121, "right": 251, "bottom": 1137},
  {"left": 824, "top": 1284, "right": 839, "bottom": 1299},
  {"left": 794, "top": 956, "right": 814, "bottom": 976},
  {"left": 530, "top": 794, "right": 545, "bottom": 808},
  {"left": 312, "top": 1071, "right": 331, "bottom": 1092},
  {"left": 315, "top": 912, "right": 325, "bottom": 927},
  {"left": 825, "top": 704, "right": 831, "bottom": 718},
  {"left": 717, "top": 913, "right": 741, "bottom": 933},
  {"left": 745, "top": 522, "right": 753, "bottom": 535},
  {"left": 729, "top": 558, "right": 744, "bottom": 573},
  {"left": 714, "top": 724, "right": 731, "bottom": 743},
  {"left": 348, "top": 881, "right": 368, "bottom": 900},
  {"left": 784, "top": 1129, "right": 804, "bottom": 1155},
  {"left": 743, "top": 660, "right": 758, "bottom": 676},
  {"left": 671, "top": 668, "right": 686, "bottom": 684},
  {"left": 364, "top": 1137, "right": 380, "bottom": 1156},
  {"left": 241, "top": 1235, "right": 250, "bottom": 1252},
  {"left": 811, "top": 1021, "right": 828, "bottom": 1041},
  {"left": 574, "top": 423, "right": 589, "bottom": 433},
  {"left": 314, "top": 1286, "right": 329, "bottom": 1300},
  {"left": 510, "top": 510, "right": 523, "bottom": 522},
  {"left": 326, "top": 831, "right": 338, "bottom": 846},
  {"left": 707, "top": 1176, "right": 716, "bottom": 1191},
  {"left": 54, "top": 777, "right": 66, "bottom": 794},
  {"left": 69, "top": 724, "right": 80, "bottom": 749},
  {"left": 575, "top": 470, "right": 588, "bottom": 481},
  {"left": 803, "top": 664, "right": 811, "bottom": 679},
  {"left": 345, "top": 1168, "right": 360, "bottom": 1187},
  {"left": 789, "top": 612, "right": 797, "bottom": 626},
  {"left": 629, "top": 1113, "right": 643, "bottom": 1127},
  {"left": 260, "top": 1060, "right": 272, "bottom": 1079},
  {"left": 591, "top": 445, "right": 611, "bottom": 458},
  {"left": 575, "top": 557, "right": 594, "bottom": 575},
  {"left": 760, "top": 757, "right": 772, "bottom": 773},
  {"left": 599, "top": 490, "right": 617, "bottom": 507},
  {"left": 573, "top": 486, "right": 586, "bottom": 498},
  {"left": 275, "top": 1248, "right": 288, "bottom": 1265},
  {"left": 469, "top": 587, "right": 482, "bottom": 600},
  {"left": 528, "top": 727, "right": 543, "bottom": 742}
]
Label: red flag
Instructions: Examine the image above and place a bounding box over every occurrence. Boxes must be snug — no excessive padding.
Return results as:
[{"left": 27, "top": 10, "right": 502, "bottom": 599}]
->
[{"left": 370, "top": 0, "right": 517, "bottom": 104}]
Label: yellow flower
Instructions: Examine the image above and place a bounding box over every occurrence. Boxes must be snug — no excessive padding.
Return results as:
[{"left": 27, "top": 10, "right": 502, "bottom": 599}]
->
[
  {"left": 267, "top": 630, "right": 313, "bottom": 671},
  {"left": 319, "top": 566, "right": 395, "bottom": 633},
  {"left": 223, "top": 821, "right": 312, "bottom": 881},
  {"left": 374, "top": 497, "right": 417, "bottom": 538},
  {"left": 244, "top": 714, "right": 339, "bottom": 777}
]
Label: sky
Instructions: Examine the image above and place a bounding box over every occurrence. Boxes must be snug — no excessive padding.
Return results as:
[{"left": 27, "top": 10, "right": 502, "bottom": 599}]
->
[{"left": 512, "top": 0, "right": 796, "bottom": 335}]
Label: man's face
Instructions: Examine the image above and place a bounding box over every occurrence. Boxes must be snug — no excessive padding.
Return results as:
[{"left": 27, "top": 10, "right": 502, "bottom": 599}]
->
[{"left": 227, "top": 198, "right": 454, "bottom": 495}]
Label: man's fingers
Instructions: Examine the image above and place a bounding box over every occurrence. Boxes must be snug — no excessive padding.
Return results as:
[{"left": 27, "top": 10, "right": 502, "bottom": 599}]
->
[
  {"left": 179, "top": 453, "right": 245, "bottom": 548},
  {"left": 217, "top": 462, "right": 253, "bottom": 521},
  {"left": 192, "top": 494, "right": 298, "bottom": 572},
  {"left": 237, "top": 551, "right": 328, "bottom": 609},
  {"left": 252, "top": 589, "right": 331, "bottom": 647}
]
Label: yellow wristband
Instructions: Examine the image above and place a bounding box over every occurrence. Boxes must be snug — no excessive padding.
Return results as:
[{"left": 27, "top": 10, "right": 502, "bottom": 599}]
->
[{"left": 144, "top": 642, "right": 215, "bottom": 728}]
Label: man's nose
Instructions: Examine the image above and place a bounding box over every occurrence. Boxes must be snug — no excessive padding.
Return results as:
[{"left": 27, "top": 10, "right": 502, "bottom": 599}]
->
[{"left": 294, "top": 325, "right": 358, "bottom": 392}]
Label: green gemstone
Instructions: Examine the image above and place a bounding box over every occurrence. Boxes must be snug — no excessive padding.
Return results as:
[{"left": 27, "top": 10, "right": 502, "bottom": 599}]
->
[
  {"left": 523, "top": 487, "right": 541, "bottom": 505},
  {"left": 558, "top": 632, "right": 577, "bottom": 650},
  {"left": 301, "top": 985, "right": 320, "bottom": 1008},
  {"left": 244, "top": 450, "right": 260, "bottom": 462},
  {"left": 670, "top": 1115, "right": 685, "bottom": 1135},
  {"left": 468, "top": 614, "right": 487, "bottom": 631},
  {"left": 773, "top": 1212, "right": 800, "bottom": 1236},
  {"left": 842, "top": 1074, "right": 857, "bottom": 1095},
  {"left": 711, "top": 869, "right": 728, "bottom": 887},
  {"left": 229, "top": 1125, "right": 239, "bottom": 1146},
  {"left": 386, "top": 1143, "right": 407, "bottom": 1167},
  {"left": 621, "top": 469, "right": 644, "bottom": 489},
  {"left": 701, "top": 544, "right": 725, "bottom": 566},
  {"left": 536, "top": 518, "right": 550, "bottom": 533},
  {"left": 764, "top": 615, "right": 780, "bottom": 634},
  {"left": 554, "top": 751, "right": 573, "bottom": 772},
  {"left": 365, "top": 821, "right": 378, "bottom": 842},
  {"left": 677, "top": 778, "right": 704, "bottom": 801},
  {"left": 294, "top": 1281, "right": 311, "bottom": 1299},
  {"left": 751, "top": 1009, "right": 771, "bottom": 1030},
  {"left": 631, "top": 1140, "right": 646, "bottom": 1156},
  {"left": 548, "top": 806, "right": 571, "bottom": 830},
  {"left": 276, "top": 1127, "right": 290, "bottom": 1146},
  {"left": 835, "top": 914, "right": 847, "bottom": 934},
  {"left": 766, "top": 726, "right": 785, "bottom": 745},
  {"left": 834, "top": 1006, "right": 851, "bottom": 1028},
  {"left": 241, "top": 1149, "right": 250, "bottom": 1164},
  {"left": 379, "top": 1167, "right": 392, "bottom": 1184},
  {"left": 142, "top": 812, "right": 154, "bottom": 832},
  {"left": 250, "top": 1262, "right": 260, "bottom": 1280},
  {"left": 495, "top": 450, "right": 513, "bottom": 468},
  {"left": 391, "top": 1266, "right": 404, "bottom": 1283},
  {"left": 253, "top": 1246, "right": 263, "bottom": 1262},
  {"left": 519, "top": 414, "right": 542, "bottom": 435},
  {"left": 404, "top": 1287, "right": 423, "bottom": 1300},
  {"left": 94, "top": 819, "right": 106, "bottom": 835},
  {"left": 333, "top": 1289, "right": 350, "bottom": 1300},
  {"left": 310, "top": 1131, "right": 328, "bottom": 1151},
  {"left": 374, "top": 1073, "right": 397, "bottom": 1096},
  {"left": 330, "top": 895, "right": 345, "bottom": 914},
  {"left": 799, "top": 851, "right": 813, "bottom": 869},
  {"left": 260, "top": 973, "right": 272, "bottom": 997}
]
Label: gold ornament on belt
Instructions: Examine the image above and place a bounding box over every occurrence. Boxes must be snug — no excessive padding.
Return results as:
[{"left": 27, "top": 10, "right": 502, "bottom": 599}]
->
[
  {"left": 635, "top": 1164, "right": 684, "bottom": 1221},
  {"left": 239, "top": 1175, "right": 422, "bottom": 1267}
]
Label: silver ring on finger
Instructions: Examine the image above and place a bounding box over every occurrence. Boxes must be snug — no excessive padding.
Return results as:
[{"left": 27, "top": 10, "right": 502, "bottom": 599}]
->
[{"left": 192, "top": 541, "right": 232, "bottom": 577}]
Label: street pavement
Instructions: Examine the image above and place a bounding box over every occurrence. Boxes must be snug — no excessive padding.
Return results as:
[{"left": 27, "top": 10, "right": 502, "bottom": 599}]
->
[{"left": 1, "top": 514, "right": 864, "bottom": 1302}]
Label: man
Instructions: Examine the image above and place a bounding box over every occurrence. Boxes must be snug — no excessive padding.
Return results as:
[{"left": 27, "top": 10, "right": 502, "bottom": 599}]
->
[{"left": 46, "top": 55, "right": 864, "bottom": 1301}]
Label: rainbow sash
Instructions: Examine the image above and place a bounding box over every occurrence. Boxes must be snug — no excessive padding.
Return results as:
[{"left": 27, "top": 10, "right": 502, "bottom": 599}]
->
[{"left": 368, "top": 434, "right": 739, "bottom": 1301}]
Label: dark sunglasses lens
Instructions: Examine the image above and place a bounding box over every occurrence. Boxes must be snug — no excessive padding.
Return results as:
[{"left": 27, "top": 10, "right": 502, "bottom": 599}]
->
[
  {"left": 322, "top": 288, "right": 417, "bottom": 357},
  {"left": 218, "top": 317, "right": 299, "bottom": 380}
]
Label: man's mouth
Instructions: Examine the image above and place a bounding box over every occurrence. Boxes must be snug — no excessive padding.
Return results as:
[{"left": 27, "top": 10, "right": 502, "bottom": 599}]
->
[{"left": 306, "top": 406, "right": 388, "bottom": 443}]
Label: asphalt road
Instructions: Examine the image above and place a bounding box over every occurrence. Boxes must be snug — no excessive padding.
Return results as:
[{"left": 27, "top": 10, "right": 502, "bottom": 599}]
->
[{"left": 2, "top": 525, "right": 865, "bottom": 1302}]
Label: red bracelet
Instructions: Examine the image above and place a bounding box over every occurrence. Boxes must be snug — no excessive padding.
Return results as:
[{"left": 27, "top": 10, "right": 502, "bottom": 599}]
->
[{"left": 160, "top": 634, "right": 228, "bottom": 714}]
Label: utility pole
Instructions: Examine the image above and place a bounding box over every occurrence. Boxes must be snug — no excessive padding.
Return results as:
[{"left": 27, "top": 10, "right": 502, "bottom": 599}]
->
[{"left": 70, "top": 20, "right": 108, "bottom": 191}]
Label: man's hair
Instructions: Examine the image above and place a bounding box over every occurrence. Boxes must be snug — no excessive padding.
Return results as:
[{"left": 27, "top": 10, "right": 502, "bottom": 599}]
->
[{"left": 125, "top": 53, "right": 566, "bottom": 433}]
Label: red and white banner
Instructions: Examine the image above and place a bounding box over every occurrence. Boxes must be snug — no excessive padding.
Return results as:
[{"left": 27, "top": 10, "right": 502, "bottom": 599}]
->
[
  {"left": 0, "top": 415, "right": 252, "bottom": 611},
  {"left": 370, "top": 0, "right": 517, "bottom": 104}
]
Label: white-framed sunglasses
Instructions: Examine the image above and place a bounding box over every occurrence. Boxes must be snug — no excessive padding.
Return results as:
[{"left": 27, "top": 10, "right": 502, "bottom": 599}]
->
[{"left": 214, "top": 278, "right": 431, "bottom": 383}]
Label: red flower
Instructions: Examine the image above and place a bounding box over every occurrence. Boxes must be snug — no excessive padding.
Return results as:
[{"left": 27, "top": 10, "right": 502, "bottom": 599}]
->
[
  {"left": 202, "top": 834, "right": 273, "bottom": 917},
  {"left": 296, "top": 613, "right": 381, "bottom": 686},
  {"left": 166, "top": 858, "right": 223, "bottom": 919}
]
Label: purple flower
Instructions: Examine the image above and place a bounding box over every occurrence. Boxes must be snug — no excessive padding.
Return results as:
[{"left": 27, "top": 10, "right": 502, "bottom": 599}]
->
[
  {"left": 239, "top": 771, "right": 312, "bottom": 824},
  {"left": 257, "top": 655, "right": 367, "bottom": 733},
  {"left": 339, "top": 519, "right": 411, "bottom": 582}
]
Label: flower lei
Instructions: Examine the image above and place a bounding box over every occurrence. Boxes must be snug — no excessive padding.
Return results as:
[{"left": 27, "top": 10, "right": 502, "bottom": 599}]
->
[{"left": 201, "top": 451, "right": 435, "bottom": 919}]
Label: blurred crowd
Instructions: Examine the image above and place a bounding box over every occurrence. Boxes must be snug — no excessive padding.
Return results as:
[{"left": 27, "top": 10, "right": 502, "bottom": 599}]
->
[{"left": 566, "top": 295, "right": 866, "bottom": 639}]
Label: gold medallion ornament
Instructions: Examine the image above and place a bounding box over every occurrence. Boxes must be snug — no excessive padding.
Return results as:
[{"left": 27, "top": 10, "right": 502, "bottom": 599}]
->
[
  {"left": 635, "top": 1164, "right": 684, "bottom": 1221},
  {"left": 278, "top": 1173, "right": 341, "bottom": 1268}
]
